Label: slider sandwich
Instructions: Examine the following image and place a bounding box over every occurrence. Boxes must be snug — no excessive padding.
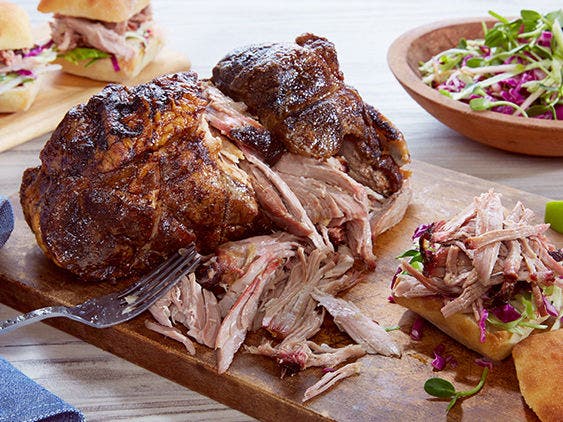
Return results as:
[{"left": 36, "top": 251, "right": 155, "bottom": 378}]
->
[
  {"left": 392, "top": 190, "right": 563, "bottom": 360},
  {"left": 38, "top": 0, "right": 163, "bottom": 82},
  {"left": 0, "top": 1, "right": 59, "bottom": 113}
]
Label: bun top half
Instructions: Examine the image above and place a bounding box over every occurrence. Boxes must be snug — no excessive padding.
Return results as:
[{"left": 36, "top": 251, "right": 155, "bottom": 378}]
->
[
  {"left": 38, "top": 0, "right": 151, "bottom": 22},
  {"left": 0, "top": 1, "right": 34, "bottom": 50}
]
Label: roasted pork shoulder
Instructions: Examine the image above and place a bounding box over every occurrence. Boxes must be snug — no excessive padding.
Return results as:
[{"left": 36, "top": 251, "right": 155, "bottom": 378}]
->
[{"left": 20, "top": 72, "right": 263, "bottom": 281}]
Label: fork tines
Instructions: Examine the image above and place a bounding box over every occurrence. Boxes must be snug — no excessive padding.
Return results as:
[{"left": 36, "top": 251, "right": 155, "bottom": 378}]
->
[{"left": 119, "top": 246, "right": 201, "bottom": 313}]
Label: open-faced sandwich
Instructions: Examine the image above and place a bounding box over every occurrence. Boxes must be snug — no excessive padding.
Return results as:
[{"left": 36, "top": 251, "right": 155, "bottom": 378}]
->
[
  {"left": 0, "top": 1, "right": 59, "bottom": 112},
  {"left": 37, "top": 0, "right": 163, "bottom": 82},
  {"left": 392, "top": 190, "right": 563, "bottom": 360}
]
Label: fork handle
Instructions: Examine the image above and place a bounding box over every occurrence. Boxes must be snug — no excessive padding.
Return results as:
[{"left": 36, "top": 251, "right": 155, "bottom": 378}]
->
[{"left": 0, "top": 306, "right": 70, "bottom": 335}]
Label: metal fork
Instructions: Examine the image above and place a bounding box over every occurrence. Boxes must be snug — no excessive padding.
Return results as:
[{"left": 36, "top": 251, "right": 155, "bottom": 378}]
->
[{"left": 0, "top": 245, "right": 201, "bottom": 334}]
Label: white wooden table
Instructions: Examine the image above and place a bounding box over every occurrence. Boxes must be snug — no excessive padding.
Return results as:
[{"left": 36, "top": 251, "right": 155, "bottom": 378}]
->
[{"left": 1, "top": 0, "right": 562, "bottom": 420}]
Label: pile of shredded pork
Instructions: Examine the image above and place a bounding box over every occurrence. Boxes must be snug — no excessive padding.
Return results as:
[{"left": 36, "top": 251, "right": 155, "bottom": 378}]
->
[
  {"left": 394, "top": 190, "right": 563, "bottom": 321},
  {"left": 146, "top": 137, "right": 409, "bottom": 402},
  {"left": 50, "top": 6, "right": 154, "bottom": 60}
]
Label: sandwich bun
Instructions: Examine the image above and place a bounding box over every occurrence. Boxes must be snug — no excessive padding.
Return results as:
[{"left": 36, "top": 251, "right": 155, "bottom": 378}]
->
[
  {"left": 37, "top": 0, "right": 151, "bottom": 23},
  {"left": 0, "top": 1, "right": 34, "bottom": 50},
  {"left": 0, "top": 76, "right": 41, "bottom": 113},
  {"left": 512, "top": 329, "right": 563, "bottom": 422},
  {"left": 54, "top": 33, "right": 163, "bottom": 83},
  {"left": 392, "top": 276, "right": 533, "bottom": 360}
]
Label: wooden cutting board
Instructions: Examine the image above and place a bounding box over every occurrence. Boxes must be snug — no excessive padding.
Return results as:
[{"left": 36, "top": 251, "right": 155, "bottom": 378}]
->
[
  {"left": 0, "top": 160, "right": 560, "bottom": 422},
  {"left": 0, "top": 49, "right": 190, "bottom": 153}
]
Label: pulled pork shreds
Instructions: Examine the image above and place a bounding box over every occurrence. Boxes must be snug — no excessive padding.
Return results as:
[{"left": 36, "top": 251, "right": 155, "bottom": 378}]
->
[
  {"left": 148, "top": 230, "right": 400, "bottom": 392},
  {"left": 246, "top": 340, "right": 365, "bottom": 376},
  {"left": 145, "top": 320, "right": 196, "bottom": 355},
  {"left": 149, "top": 233, "right": 393, "bottom": 371},
  {"left": 148, "top": 274, "right": 220, "bottom": 348},
  {"left": 273, "top": 154, "right": 377, "bottom": 266},
  {"left": 50, "top": 6, "right": 153, "bottom": 59},
  {"left": 240, "top": 152, "right": 330, "bottom": 250},
  {"left": 312, "top": 290, "right": 401, "bottom": 357},
  {"left": 261, "top": 247, "right": 365, "bottom": 340},
  {"left": 146, "top": 111, "right": 409, "bottom": 397},
  {"left": 395, "top": 190, "right": 563, "bottom": 329},
  {"left": 262, "top": 248, "right": 328, "bottom": 339},
  {"left": 302, "top": 362, "right": 362, "bottom": 402},
  {"left": 216, "top": 233, "right": 299, "bottom": 316},
  {"left": 215, "top": 255, "right": 286, "bottom": 374},
  {"left": 0, "top": 50, "right": 16, "bottom": 67}
]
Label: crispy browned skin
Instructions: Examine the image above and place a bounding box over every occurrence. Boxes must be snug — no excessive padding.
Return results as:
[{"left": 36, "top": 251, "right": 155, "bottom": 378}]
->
[
  {"left": 20, "top": 72, "right": 261, "bottom": 281},
  {"left": 212, "top": 33, "right": 410, "bottom": 196}
]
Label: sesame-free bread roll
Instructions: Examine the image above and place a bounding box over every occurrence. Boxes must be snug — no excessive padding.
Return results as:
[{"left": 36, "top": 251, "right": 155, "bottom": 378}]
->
[
  {"left": 0, "top": 1, "right": 34, "bottom": 50},
  {"left": 37, "top": 0, "right": 151, "bottom": 22}
]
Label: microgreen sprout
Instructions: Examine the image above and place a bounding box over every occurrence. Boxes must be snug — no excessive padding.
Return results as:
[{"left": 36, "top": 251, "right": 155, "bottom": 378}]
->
[
  {"left": 384, "top": 325, "right": 401, "bottom": 332},
  {"left": 424, "top": 366, "right": 490, "bottom": 413}
]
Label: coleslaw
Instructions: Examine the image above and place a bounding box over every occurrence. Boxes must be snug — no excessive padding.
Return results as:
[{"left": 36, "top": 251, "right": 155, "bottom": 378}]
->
[{"left": 419, "top": 9, "right": 563, "bottom": 120}]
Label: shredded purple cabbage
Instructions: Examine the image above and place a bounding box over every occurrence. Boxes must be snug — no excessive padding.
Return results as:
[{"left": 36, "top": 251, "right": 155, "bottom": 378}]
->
[
  {"left": 549, "top": 249, "right": 563, "bottom": 262},
  {"left": 24, "top": 47, "right": 43, "bottom": 58},
  {"left": 387, "top": 295, "right": 396, "bottom": 304},
  {"left": 479, "top": 45, "right": 491, "bottom": 56},
  {"left": 543, "top": 295, "right": 559, "bottom": 318},
  {"left": 110, "top": 55, "right": 120, "bottom": 72},
  {"left": 322, "top": 367, "right": 336, "bottom": 373},
  {"left": 431, "top": 344, "right": 446, "bottom": 371},
  {"left": 23, "top": 40, "right": 54, "bottom": 58},
  {"left": 478, "top": 308, "right": 488, "bottom": 343},
  {"left": 431, "top": 344, "right": 458, "bottom": 371},
  {"left": 410, "top": 316, "right": 424, "bottom": 341},
  {"left": 412, "top": 223, "right": 432, "bottom": 240},
  {"left": 538, "top": 30, "right": 553, "bottom": 47},
  {"left": 16, "top": 69, "right": 34, "bottom": 77},
  {"left": 489, "top": 303, "right": 521, "bottom": 323}
]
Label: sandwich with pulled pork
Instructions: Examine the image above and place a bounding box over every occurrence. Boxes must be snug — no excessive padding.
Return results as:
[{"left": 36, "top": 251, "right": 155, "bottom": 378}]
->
[
  {"left": 0, "top": 1, "right": 59, "bottom": 112},
  {"left": 37, "top": 0, "right": 163, "bottom": 82},
  {"left": 392, "top": 190, "right": 563, "bottom": 360}
]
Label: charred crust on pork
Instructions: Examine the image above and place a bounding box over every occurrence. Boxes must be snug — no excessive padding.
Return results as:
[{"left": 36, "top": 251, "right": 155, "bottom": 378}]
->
[
  {"left": 20, "top": 72, "right": 261, "bottom": 281},
  {"left": 212, "top": 33, "right": 410, "bottom": 196}
]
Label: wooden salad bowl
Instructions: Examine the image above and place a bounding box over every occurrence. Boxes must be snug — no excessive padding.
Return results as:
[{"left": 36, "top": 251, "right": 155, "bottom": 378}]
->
[{"left": 387, "top": 17, "right": 563, "bottom": 157}]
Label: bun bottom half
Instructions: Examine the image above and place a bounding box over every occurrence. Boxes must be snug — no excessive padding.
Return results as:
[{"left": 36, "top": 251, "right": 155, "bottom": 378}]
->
[
  {"left": 55, "top": 34, "right": 164, "bottom": 83},
  {"left": 392, "top": 278, "right": 531, "bottom": 360},
  {"left": 0, "top": 77, "right": 41, "bottom": 113}
]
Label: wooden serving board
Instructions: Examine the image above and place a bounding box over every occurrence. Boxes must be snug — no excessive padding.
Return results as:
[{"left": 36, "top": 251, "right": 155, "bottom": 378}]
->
[
  {"left": 0, "top": 49, "right": 191, "bottom": 153},
  {"left": 0, "top": 161, "right": 560, "bottom": 421}
]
